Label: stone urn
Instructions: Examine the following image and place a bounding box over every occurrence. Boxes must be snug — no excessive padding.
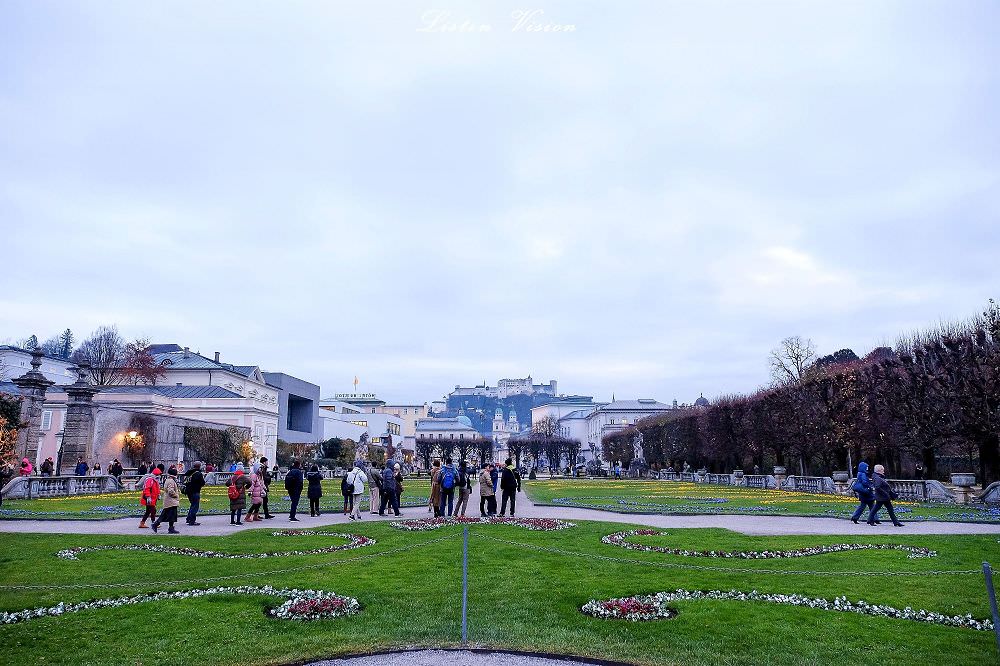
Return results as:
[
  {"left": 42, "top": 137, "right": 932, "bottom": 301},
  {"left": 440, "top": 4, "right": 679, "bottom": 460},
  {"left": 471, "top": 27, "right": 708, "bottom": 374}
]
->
[
  {"left": 773, "top": 466, "right": 786, "bottom": 476},
  {"left": 951, "top": 473, "right": 976, "bottom": 487},
  {"left": 732, "top": 469, "right": 744, "bottom": 479},
  {"left": 832, "top": 471, "right": 850, "bottom": 483}
]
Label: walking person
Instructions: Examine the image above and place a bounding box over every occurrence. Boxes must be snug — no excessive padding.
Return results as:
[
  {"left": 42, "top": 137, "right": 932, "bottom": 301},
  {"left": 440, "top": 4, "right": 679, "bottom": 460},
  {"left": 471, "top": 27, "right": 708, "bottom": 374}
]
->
[
  {"left": 227, "top": 463, "right": 250, "bottom": 525},
  {"left": 260, "top": 457, "right": 275, "bottom": 519},
  {"left": 341, "top": 468, "right": 354, "bottom": 515},
  {"left": 184, "top": 461, "right": 205, "bottom": 526},
  {"left": 245, "top": 466, "right": 264, "bottom": 522},
  {"left": 478, "top": 463, "right": 495, "bottom": 516},
  {"left": 307, "top": 464, "right": 324, "bottom": 517},
  {"left": 868, "top": 464, "right": 904, "bottom": 527},
  {"left": 347, "top": 462, "right": 368, "bottom": 521},
  {"left": 438, "top": 457, "right": 458, "bottom": 517},
  {"left": 138, "top": 465, "right": 162, "bottom": 529},
  {"left": 379, "top": 460, "right": 399, "bottom": 516},
  {"left": 499, "top": 458, "right": 521, "bottom": 517},
  {"left": 850, "top": 461, "right": 875, "bottom": 525},
  {"left": 455, "top": 460, "right": 472, "bottom": 516},
  {"left": 429, "top": 460, "right": 442, "bottom": 517},
  {"left": 393, "top": 463, "right": 404, "bottom": 515},
  {"left": 152, "top": 466, "right": 181, "bottom": 534},
  {"left": 284, "top": 460, "right": 304, "bottom": 521},
  {"left": 368, "top": 463, "right": 382, "bottom": 515}
]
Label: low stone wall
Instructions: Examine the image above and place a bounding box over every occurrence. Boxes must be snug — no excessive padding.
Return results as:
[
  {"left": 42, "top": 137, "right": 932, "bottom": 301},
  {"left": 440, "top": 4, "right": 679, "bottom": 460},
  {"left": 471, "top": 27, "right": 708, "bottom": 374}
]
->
[
  {"left": 1, "top": 475, "right": 122, "bottom": 500},
  {"left": 782, "top": 476, "right": 836, "bottom": 494}
]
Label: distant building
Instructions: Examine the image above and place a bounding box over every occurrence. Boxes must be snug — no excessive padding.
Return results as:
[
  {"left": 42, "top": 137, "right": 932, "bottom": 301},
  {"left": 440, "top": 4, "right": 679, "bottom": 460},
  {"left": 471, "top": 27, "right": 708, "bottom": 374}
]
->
[
  {"left": 530, "top": 396, "right": 602, "bottom": 425},
  {"left": 375, "top": 403, "right": 430, "bottom": 439},
  {"left": 328, "top": 392, "right": 386, "bottom": 413},
  {"left": 586, "top": 399, "right": 672, "bottom": 458},
  {"left": 449, "top": 376, "right": 557, "bottom": 400},
  {"left": 491, "top": 407, "right": 521, "bottom": 449},
  {"left": 263, "top": 372, "right": 321, "bottom": 445},
  {"left": 319, "top": 410, "right": 403, "bottom": 452},
  {"left": 415, "top": 416, "right": 481, "bottom": 443},
  {"left": 0, "top": 346, "right": 77, "bottom": 384}
]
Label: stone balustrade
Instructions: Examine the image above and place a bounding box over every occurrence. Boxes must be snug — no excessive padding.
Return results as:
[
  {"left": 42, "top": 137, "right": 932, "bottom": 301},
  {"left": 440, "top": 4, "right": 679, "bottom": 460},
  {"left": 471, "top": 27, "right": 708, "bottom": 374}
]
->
[
  {"left": 782, "top": 476, "right": 836, "bottom": 494},
  {"left": 1, "top": 475, "right": 122, "bottom": 500},
  {"left": 705, "top": 473, "right": 732, "bottom": 486},
  {"left": 743, "top": 474, "right": 777, "bottom": 489},
  {"left": 885, "top": 479, "right": 955, "bottom": 502}
]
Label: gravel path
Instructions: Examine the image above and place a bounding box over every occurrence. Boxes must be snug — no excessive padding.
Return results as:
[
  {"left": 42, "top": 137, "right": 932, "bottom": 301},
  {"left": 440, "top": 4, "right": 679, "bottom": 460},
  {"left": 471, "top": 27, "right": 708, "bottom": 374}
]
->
[
  {"left": 2, "top": 488, "right": 999, "bottom": 536},
  {"left": 306, "top": 650, "right": 616, "bottom": 666}
]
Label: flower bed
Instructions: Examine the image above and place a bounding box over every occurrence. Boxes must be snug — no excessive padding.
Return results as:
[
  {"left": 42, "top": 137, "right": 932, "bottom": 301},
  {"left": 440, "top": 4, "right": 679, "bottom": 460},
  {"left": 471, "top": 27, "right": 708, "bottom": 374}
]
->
[
  {"left": 552, "top": 496, "right": 784, "bottom": 514},
  {"left": 581, "top": 589, "right": 992, "bottom": 630},
  {"left": 0, "top": 585, "right": 359, "bottom": 625},
  {"left": 603, "top": 529, "right": 937, "bottom": 559},
  {"left": 56, "top": 532, "right": 375, "bottom": 560},
  {"left": 389, "top": 516, "right": 574, "bottom": 531}
]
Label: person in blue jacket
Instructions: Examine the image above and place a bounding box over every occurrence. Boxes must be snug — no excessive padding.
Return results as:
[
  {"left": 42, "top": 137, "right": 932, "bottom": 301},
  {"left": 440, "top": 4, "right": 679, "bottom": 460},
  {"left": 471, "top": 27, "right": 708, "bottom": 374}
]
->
[{"left": 850, "top": 461, "right": 875, "bottom": 524}]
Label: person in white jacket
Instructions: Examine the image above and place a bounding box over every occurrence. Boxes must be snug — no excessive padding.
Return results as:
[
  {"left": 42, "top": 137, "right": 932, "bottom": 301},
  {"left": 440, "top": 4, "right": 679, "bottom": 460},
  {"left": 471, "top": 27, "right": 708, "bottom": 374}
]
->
[{"left": 348, "top": 462, "right": 368, "bottom": 521}]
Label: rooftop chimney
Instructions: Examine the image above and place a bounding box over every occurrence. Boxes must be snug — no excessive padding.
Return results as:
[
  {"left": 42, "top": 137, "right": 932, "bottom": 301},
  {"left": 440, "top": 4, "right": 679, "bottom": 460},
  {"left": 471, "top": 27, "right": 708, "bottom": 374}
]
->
[
  {"left": 183, "top": 346, "right": 190, "bottom": 358},
  {"left": 214, "top": 351, "right": 220, "bottom": 363}
]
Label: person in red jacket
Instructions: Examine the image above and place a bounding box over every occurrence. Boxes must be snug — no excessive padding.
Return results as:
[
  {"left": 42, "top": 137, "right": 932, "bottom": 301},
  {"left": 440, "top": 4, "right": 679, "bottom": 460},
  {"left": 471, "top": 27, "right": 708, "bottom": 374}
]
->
[{"left": 138, "top": 465, "right": 163, "bottom": 529}]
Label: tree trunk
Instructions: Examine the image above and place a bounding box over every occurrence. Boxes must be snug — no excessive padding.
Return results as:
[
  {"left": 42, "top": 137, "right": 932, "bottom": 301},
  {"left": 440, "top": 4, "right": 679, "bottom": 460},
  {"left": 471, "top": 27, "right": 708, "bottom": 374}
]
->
[{"left": 979, "top": 434, "right": 1000, "bottom": 485}]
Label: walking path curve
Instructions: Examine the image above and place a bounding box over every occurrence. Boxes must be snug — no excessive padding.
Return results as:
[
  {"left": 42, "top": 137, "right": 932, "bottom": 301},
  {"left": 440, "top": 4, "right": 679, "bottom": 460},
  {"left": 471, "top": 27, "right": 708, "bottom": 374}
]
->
[{"left": 2, "top": 487, "right": 999, "bottom": 537}]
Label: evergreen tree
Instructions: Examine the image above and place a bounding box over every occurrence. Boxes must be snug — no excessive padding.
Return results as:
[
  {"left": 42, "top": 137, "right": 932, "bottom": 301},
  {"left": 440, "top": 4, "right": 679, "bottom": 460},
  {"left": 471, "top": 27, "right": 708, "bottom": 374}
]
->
[{"left": 59, "top": 329, "right": 74, "bottom": 358}]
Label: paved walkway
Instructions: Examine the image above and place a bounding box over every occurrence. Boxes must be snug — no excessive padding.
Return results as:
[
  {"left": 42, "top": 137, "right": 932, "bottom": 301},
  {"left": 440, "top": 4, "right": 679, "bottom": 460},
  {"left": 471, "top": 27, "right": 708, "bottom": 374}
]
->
[
  {"left": 307, "top": 650, "right": 615, "bottom": 666},
  {"left": 2, "top": 490, "right": 999, "bottom": 536}
]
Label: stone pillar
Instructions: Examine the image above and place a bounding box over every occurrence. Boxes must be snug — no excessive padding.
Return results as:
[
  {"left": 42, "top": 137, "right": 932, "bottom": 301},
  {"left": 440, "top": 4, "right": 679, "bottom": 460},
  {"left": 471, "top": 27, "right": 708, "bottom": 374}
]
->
[
  {"left": 773, "top": 466, "right": 787, "bottom": 488},
  {"left": 59, "top": 364, "right": 100, "bottom": 475},
  {"left": 10, "top": 348, "right": 54, "bottom": 465}
]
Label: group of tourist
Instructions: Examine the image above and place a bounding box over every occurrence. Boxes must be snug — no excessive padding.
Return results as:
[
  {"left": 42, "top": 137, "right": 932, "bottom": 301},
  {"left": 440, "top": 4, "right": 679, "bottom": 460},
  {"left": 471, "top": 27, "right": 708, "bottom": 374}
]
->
[{"left": 851, "top": 462, "right": 904, "bottom": 527}]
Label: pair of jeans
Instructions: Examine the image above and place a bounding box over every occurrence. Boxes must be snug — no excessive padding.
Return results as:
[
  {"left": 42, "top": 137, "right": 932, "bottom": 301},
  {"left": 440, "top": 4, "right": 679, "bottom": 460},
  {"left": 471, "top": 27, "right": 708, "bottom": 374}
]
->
[
  {"left": 455, "top": 489, "right": 470, "bottom": 516},
  {"left": 851, "top": 496, "right": 873, "bottom": 522},
  {"left": 439, "top": 489, "right": 455, "bottom": 517},
  {"left": 231, "top": 508, "right": 243, "bottom": 523},
  {"left": 309, "top": 497, "right": 320, "bottom": 515},
  {"left": 379, "top": 490, "right": 400, "bottom": 515},
  {"left": 500, "top": 489, "right": 516, "bottom": 516},
  {"left": 869, "top": 500, "right": 901, "bottom": 525},
  {"left": 262, "top": 491, "right": 272, "bottom": 517},
  {"left": 289, "top": 492, "right": 301, "bottom": 519},
  {"left": 186, "top": 493, "right": 200, "bottom": 524}
]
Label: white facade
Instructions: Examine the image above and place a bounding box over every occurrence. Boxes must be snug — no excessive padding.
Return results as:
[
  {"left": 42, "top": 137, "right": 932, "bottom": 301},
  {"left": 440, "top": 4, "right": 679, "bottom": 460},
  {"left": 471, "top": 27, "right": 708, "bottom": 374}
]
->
[
  {"left": 450, "top": 376, "right": 558, "bottom": 400},
  {"left": 319, "top": 399, "right": 364, "bottom": 415},
  {"left": 530, "top": 400, "right": 600, "bottom": 425},
  {"left": 319, "top": 411, "right": 403, "bottom": 448},
  {"left": 0, "top": 347, "right": 77, "bottom": 384},
  {"left": 585, "top": 399, "right": 672, "bottom": 456},
  {"left": 491, "top": 407, "right": 520, "bottom": 447}
]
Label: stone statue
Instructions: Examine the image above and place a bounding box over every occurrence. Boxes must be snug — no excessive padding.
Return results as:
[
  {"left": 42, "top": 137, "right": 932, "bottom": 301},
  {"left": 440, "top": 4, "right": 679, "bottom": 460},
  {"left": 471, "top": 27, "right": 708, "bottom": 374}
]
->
[
  {"left": 356, "top": 433, "right": 369, "bottom": 461},
  {"left": 632, "top": 431, "right": 644, "bottom": 462}
]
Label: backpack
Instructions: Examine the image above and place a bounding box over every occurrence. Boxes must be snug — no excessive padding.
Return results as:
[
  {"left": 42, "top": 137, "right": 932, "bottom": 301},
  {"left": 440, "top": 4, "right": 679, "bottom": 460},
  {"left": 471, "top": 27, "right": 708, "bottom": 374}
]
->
[
  {"left": 342, "top": 472, "right": 355, "bottom": 495},
  {"left": 228, "top": 482, "right": 240, "bottom": 500},
  {"left": 441, "top": 466, "right": 456, "bottom": 490}
]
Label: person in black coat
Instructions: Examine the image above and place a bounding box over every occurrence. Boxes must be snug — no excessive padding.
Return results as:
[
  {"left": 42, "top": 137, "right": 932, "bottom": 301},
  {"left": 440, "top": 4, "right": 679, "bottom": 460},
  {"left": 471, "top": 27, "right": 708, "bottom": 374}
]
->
[
  {"left": 284, "top": 460, "right": 304, "bottom": 521},
  {"left": 868, "top": 464, "right": 904, "bottom": 527},
  {"left": 499, "top": 458, "right": 522, "bottom": 517},
  {"left": 259, "top": 457, "right": 275, "bottom": 519},
  {"left": 184, "top": 462, "right": 206, "bottom": 526},
  {"left": 306, "top": 464, "right": 324, "bottom": 516}
]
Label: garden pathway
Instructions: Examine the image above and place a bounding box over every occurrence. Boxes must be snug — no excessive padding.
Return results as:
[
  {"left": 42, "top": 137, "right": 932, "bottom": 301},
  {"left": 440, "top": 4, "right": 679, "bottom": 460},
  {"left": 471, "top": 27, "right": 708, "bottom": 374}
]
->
[
  {"left": 2, "top": 488, "right": 999, "bottom": 536},
  {"left": 306, "top": 650, "right": 620, "bottom": 666}
]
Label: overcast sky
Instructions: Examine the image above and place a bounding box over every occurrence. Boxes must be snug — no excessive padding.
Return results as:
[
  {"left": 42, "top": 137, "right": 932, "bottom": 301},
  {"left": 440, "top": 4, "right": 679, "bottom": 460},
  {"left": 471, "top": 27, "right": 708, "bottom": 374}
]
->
[{"left": 2, "top": 1, "right": 998, "bottom": 404}]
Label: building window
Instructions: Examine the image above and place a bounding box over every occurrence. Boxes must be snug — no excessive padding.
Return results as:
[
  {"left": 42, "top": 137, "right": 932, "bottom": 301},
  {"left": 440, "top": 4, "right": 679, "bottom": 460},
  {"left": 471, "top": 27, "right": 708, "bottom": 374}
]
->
[
  {"left": 371, "top": 408, "right": 376, "bottom": 414},
  {"left": 41, "top": 410, "right": 52, "bottom": 431},
  {"left": 351, "top": 421, "right": 368, "bottom": 427},
  {"left": 371, "top": 437, "right": 381, "bottom": 444}
]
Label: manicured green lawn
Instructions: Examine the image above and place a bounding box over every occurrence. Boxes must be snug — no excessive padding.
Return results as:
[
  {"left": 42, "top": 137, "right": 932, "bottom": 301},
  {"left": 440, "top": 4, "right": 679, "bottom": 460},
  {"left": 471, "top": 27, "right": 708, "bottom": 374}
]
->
[
  {"left": 0, "top": 520, "right": 998, "bottom": 665},
  {"left": 526, "top": 479, "right": 1000, "bottom": 522},
  {"left": 0, "top": 479, "right": 432, "bottom": 520}
]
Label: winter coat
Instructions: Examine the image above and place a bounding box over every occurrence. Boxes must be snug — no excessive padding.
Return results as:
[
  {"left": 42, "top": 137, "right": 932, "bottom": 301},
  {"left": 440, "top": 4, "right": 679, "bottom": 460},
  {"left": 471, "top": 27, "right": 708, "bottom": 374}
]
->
[
  {"left": 429, "top": 468, "right": 441, "bottom": 505},
  {"left": 141, "top": 476, "right": 160, "bottom": 507},
  {"left": 394, "top": 471, "right": 404, "bottom": 496},
  {"left": 162, "top": 476, "right": 181, "bottom": 509},
  {"left": 500, "top": 466, "right": 521, "bottom": 492},
  {"left": 347, "top": 468, "right": 367, "bottom": 496},
  {"left": 250, "top": 473, "right": 265, "bottom": 505},
  {"left": 75, "top": 462, "right": 88, "bottom": 476},
  {"left": 853, "top": 462, "right": 874, "bottom": 500},
  {"left": 872, "top": 472, "right": 898, "bottom": 502},
  {"left": 228, "top": 473, "right": 250, "bottom": 510},
  {"left": 381, "top": 467, "right": 397, "bottom": 493},
  {"left": 490, "top": 468, "right": 499, "bottom": 491},
  {"left": 185, "top": 470, "right": 205, "bottom": 496},
  {"left": 40, "top": 459, "right": 54, "bottom": 475},
  {"left": 284, "top": 468, "right": 304, "bottom": 496},
  {"left": 306, "top": 470, "right": 324, "bottom": 499},
  {"left": 479, "top": 470, "right": 495, "bottom": 497}
]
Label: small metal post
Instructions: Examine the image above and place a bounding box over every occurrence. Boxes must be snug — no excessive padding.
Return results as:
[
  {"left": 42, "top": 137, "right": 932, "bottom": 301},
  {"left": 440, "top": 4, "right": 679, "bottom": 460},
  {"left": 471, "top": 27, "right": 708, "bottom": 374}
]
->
[
  {"left": 983, "top": 562, "right": 1000, "bottom": 654},
  {"left": 461, "top": 526, "right": 469, "bottom": 643}
]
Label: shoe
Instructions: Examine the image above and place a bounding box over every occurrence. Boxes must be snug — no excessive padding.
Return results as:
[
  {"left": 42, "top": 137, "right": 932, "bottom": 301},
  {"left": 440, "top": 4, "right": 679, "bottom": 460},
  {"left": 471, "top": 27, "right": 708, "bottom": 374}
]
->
[
  {"left": 851, "top": 518, "right": 858, "bottom": 524},
  {"left": 152, "top": 523, "right": 159, "bottom": 533},
  {"left": 866, "top": 521, "right": 875, "bottom": 526},
  {"left": 168, "top": 529, "right": 180, "bottom": 534},
  {"left": 289, "top": 517, "right": 299, "bottom": 521},
  {"left": 235, "top": 521, "right": 243, "bottom": 525},
  {"left": 894, "top": 522, "right": 905, "bottom": 527},
  {"left": 190, "top": 522, "right": 201, "bottom": 526},
  {"left": 264, "top": 515, "right": 274, "bottom": 519},
  {"left": 875, "top": 520, "right": 882, "bottom": 525},
  {"left": 138, "top": 523, "right": 148, "bottom": 529},
  {"left": 230, "top": 520, "right": 236, "bottom": 525}
]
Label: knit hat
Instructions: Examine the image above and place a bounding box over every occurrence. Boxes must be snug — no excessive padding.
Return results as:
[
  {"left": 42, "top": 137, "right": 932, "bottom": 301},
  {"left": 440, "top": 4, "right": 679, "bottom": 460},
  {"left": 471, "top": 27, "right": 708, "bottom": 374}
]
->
[{"left": 874, "top": 464, "right": 885, "bottom": 474}]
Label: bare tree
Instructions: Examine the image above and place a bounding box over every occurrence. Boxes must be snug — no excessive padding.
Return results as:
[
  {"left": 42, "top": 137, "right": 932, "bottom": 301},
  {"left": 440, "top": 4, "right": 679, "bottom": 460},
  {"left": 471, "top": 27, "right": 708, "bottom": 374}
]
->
[
  {"left": 40, "top": 336, "right": 63, "bottom": 357},
  {"left": 123, "top": 338, "right": 166, "bottom": 385},
  {"left": 533, "top": 416, "right": 561, "bottom": 437},
  {"left": 73, "top": 326, "right": 128, "bottom": 385},
  {"left": 769, "top": 335, "right": 817, "bottom": 384}
]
